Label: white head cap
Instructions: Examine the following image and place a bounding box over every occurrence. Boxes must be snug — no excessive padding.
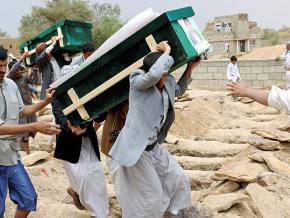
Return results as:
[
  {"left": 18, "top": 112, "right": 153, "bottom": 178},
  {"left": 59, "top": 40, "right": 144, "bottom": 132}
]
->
[
  {"left": 286, "top": 41, "right": 290, "bottom": 45},
  {"left": 8, "top": 53, "right": 16, "bottom": 59}
]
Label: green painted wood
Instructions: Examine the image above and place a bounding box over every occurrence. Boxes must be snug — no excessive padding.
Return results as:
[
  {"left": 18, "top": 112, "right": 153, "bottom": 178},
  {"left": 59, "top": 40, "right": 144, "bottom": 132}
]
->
[
  {"left": 19, "top": 20, "right": 93, "bottom": 66},
  {"left": 165, "top": 6, "right": 195, "bottom": 21},
  {"left": 55, "top": 7, "right": 207, "bottom": 125}
]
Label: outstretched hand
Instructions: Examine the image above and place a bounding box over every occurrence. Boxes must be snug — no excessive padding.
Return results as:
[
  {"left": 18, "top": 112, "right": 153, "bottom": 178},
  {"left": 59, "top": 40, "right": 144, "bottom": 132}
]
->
[
  {"left": 226, "top": 81, "right": 249, "bottom": 97},
  {"left": 67, "top": 120, "right": 87, "bottom": 136},
  {"left": 35, "top": 122, "right": 60, "bottom": 135}
]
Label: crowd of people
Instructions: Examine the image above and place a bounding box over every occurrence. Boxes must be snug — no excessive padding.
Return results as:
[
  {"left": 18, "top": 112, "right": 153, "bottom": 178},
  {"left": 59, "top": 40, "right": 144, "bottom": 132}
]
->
[
  {"left": 0, "top": 36, "right": 202, "bottom": 218},
  {"left": 1, "top": 35, "right": 290, "bottom": 218}
]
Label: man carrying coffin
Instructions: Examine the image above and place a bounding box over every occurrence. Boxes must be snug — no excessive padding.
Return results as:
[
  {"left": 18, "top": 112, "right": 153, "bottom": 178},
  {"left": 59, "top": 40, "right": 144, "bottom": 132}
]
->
[
  {"left": 51, "top": 44, "right": 109, "bottom": 218},
  {"left": 109, "top": 41, "right": 201, "bottom": 217}
]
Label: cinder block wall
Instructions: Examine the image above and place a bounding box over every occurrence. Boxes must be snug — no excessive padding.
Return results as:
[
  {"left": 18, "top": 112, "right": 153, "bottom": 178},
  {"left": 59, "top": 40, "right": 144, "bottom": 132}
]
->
[{"left": 174, "top": 59, "right": 285, "bottom": 90}]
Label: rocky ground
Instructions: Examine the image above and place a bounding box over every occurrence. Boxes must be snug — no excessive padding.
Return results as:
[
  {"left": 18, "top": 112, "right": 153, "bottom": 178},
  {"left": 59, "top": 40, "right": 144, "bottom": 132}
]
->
[{"left": 4, "top": 89, "right": 290, "bottom": 218}]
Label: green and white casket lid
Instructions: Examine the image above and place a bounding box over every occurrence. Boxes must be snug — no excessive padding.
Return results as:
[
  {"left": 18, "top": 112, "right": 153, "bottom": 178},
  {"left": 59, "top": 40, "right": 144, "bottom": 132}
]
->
[
  {"left": 19, "top": 20, "right": 93, "bottom": 67},
  {"left": 54, "top": 6, "right": 209, "bottom": 125}
]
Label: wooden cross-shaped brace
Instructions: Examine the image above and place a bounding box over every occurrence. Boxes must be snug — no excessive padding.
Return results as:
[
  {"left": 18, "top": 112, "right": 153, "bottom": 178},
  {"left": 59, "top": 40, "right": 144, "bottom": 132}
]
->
[
  {"left": 24, "top": 27, "right": 64, "bottom": 65},
  {"left": 63, "top": 34, "right": 158, "bottom": 120}
]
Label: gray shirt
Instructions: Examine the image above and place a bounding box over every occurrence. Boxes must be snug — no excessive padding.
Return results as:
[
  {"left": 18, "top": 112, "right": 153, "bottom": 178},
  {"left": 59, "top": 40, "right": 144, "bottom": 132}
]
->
[
  {"left": 0, "top": 78, "right": 24, "bottom": 166},
  {"left": 148, "top": 87, "right": 169, "bottom": 145},
  {"left": 70, "top": 54, "right": 85, "bottom": 66}
]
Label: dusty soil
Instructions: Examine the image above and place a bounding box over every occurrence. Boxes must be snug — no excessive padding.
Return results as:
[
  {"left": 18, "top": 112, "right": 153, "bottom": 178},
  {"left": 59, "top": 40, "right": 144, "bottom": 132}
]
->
[{"left": 4, "top": 89, "right": 290, "bottom": 218}]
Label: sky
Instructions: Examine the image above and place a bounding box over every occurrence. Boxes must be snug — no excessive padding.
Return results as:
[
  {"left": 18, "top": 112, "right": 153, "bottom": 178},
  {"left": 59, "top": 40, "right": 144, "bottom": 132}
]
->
[{"left": 0, "top": 0, "right": 289, "bottom": 37}]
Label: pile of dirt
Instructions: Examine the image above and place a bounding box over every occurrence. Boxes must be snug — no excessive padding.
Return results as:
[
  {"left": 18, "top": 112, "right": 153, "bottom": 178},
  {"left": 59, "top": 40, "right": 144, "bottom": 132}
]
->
[
  {"left": 171, "top": 95, "right": 222, "bottom": 138},
  {"left": 239, "top": 44, "right": 285, "bottom": 60}
]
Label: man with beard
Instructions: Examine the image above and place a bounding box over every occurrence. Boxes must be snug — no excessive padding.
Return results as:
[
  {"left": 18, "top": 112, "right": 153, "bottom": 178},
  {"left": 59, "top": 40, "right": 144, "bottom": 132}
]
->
[{"left": 0, "top": 46, "right": 60, "bottom": 218}]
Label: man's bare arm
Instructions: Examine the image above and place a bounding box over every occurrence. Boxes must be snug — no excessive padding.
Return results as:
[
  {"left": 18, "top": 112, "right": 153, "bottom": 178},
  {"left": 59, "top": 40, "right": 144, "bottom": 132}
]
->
[
  {"left": 21, "top": 89, "right": 54, "bottom": 117},
  {"left": 227, "top": 81, "right": 270, "bottom": 106},
  {"left": 0, "top": 122, "right": 60, "bottom": 135}
]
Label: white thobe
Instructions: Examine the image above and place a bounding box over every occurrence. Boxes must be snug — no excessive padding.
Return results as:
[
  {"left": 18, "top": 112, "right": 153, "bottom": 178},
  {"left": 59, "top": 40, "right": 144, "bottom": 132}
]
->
[
  {"left": 284, "top": 55, "right": 290, "bottom": 89},
  {"left": 227, "top": 62, "right": 241, "bottom": 82},
  {"left": 63, "top": 137, "right": 109, "bottom": 218},
  {"left": 117, "top": 89, "right": 191, "bottom": 217},
  {"left": 268, "top": 85, "right": 290, "bottom": 113}
]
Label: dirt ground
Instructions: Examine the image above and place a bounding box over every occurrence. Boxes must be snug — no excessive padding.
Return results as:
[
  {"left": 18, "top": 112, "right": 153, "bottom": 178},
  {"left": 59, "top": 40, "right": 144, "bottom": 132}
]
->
[
  {"left": 239, "top": 44, "right": 285, "bottom": 60},
  {"left": 4, "top": 89, "right": 290, "bottom": 218}
]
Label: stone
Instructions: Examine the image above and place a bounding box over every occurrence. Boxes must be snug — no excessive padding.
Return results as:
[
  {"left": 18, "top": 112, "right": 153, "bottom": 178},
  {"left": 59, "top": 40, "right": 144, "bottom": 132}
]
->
[
  {"left": 245, "top": 183, "right": 285, "bottom": 218},
  {"left": 255, "top": 107, "right": 280, "bottom": 115},
  {"left": 247, "top": 150, "right": 275, "bottom": 163},
  {"left": 210, "top": 181, "right": 240, "bottom": 195},
  {"left": 277, "top": 120, "right": 290, "bottom": 131},
  {"left": 251, "top": 129, "right": 290, "bottom": 142},
  {"left": 174, "top": 102, "right": 189, "bottom": 110},
  {"left": 233, "top": 201, "right": 259, "bottom": 218},
  {"left": 185, "top": 204, "right": 213, "bottom": 218},
  {"left": 163, "top": 203, "right": 213, "bottom": 218},
  {"left": 106, "top": 184, "right": 116, "bottom": 198},
  {"left": 214, "top": 161, "right": 267, "bottom": 182},
  {"left": 178, "top": 96, "right": 193, "bottom": 102},
  {"left": 164, "top": 134, "right": 179, "bottom": 145},
  {"left": 177, "top": 93, "right": 193, "bottom": 102},
  {"left": 177, "top": 92, "right": 190, "bottom": 100},
  {"left": 29, "top": 133, "right": 53, "bottom": 152},
  {"left": 248, "top": 135, "right": 280, "bottom": 151},
  {"left": 22, "top": 151, "right": 50, "bottom": 167},
  {"left": 214, "top": 213, "right": 241, "bottom": 218},
  {"left": 185, "top": 170, "right": 215, "bottom": 190},
  {"left": 165, "top": 141, "right": 249, "bottom": 158},
  {"left": 240, "top": 97, "right": 254, "bottom": 104},
  {"left": 262, "top": 153, "right": 290, "bottom": 177},
  {"left": 175, "top": 156, "right": 228, "bottom": 171},
  {"left": 202, "top": 193, "right": 249, "bottom": 212},
  {"left": 258, "top": 172, "right": 280, "bottom": 186},
  {"left": 252, "top": 115, "right": 276, "bottom": 122},
  {"left": 198, "top": 129, "right": 251, "bottom": 144},
  {"left": 248, "top": 150, "right": 265, "bottom": 162},
  {"left": 106, "top": 184, "right": 121, "bottom": 217}
]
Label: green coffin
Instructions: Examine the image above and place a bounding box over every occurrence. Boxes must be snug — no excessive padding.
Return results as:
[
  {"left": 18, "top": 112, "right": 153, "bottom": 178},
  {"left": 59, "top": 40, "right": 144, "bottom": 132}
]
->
[
  {"left": 54, "top": 7, "right": 209, "bottom": 125},
  {"left": 19, "top": 20, "right": 93, "bottom": 66}
]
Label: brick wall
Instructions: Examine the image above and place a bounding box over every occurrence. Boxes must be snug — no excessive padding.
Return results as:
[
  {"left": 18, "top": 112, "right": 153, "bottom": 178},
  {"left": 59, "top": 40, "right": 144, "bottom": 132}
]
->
[{"left": 174, "top": 59, "right": 285, "bottom": 90}]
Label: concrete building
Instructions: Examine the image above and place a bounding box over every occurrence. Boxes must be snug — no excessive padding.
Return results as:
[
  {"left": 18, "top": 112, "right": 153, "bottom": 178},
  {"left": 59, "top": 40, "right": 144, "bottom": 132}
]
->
[
  {"left": 204, "top": 14, "right": 264, "bottom": 58},
  {"left": 0, "top": 37, "right": 21, "bottom": 58},
  {"left": 278, "top": 27, "right": 290, "bottom": 44}
]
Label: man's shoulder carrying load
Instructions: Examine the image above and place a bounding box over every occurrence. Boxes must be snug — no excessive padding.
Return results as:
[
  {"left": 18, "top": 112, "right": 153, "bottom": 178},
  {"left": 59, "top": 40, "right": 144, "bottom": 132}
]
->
[
  {"left": 51, "top": 6, "right": 210, "bottom": 126},
  {"left": 19, "top": 20, "right": 93, "bottom": 67}
]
